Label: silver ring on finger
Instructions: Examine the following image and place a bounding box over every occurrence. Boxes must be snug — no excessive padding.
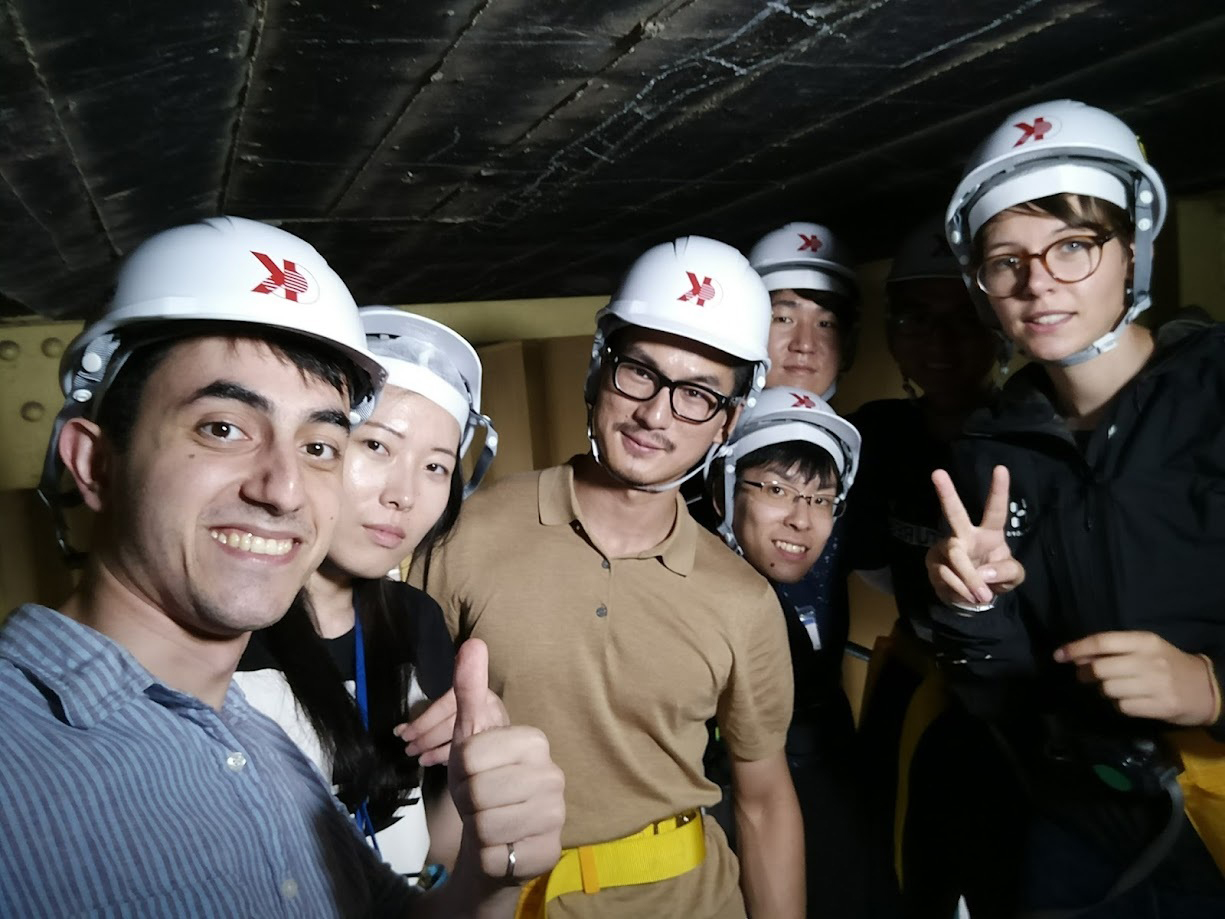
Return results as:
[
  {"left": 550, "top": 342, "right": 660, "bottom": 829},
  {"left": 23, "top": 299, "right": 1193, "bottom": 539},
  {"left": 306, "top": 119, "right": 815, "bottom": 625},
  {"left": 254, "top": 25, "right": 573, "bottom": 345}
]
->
[{"left": 505, "top": 841, "right": 517, "bottom": 880}]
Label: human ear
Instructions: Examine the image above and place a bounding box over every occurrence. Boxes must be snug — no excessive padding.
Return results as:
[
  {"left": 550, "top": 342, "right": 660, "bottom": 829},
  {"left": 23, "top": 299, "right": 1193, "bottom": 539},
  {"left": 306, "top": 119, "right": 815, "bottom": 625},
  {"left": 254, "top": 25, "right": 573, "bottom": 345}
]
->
[
  {"left": 58, "top": 418, "right": 110, "bottom": 513},
  {"left": 715, "top": 403, "right": 744, "bottom": 445}
]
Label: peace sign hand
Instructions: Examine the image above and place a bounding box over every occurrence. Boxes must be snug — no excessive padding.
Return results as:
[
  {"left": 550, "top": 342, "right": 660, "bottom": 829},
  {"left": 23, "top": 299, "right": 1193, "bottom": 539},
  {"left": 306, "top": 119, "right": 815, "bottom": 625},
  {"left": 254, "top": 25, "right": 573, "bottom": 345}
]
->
[{"left": 926, "top": 465, "right": 1026, "bottom": 608}]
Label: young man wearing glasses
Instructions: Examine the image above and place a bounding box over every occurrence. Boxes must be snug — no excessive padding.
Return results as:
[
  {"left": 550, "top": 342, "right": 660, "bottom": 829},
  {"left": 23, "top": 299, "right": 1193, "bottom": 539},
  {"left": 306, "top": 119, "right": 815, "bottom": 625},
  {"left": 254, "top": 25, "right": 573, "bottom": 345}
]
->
[
  {"left": 705, "top": 387, "right": 887, "bottom": 918},
  {"left": 417, "top": 237, "right": 805, "bottom": 919}
]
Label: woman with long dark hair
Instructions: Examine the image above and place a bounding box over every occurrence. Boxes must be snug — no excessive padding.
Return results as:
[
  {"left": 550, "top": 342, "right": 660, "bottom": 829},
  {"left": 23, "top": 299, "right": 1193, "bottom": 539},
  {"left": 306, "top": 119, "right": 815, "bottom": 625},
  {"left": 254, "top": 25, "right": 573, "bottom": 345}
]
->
[{"left": 236, "top": 306, "right": 498, "bottom": 878}]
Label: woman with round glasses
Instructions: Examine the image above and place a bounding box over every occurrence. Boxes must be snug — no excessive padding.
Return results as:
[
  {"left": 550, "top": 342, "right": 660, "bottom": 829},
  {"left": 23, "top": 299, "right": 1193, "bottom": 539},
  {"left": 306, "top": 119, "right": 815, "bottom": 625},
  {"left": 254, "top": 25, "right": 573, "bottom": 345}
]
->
[
  {"left": 927, "top": 100, "right": 1225, "bottom": 915},
  {"left": 703, "top": 387, "right": 891, "bottom": 917}
]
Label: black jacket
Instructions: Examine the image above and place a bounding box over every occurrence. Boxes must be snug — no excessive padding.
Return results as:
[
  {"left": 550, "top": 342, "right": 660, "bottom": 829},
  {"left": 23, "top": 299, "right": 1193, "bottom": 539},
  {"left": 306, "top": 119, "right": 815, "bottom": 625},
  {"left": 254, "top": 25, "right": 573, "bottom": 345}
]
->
[{"left": 932, "top": 322, "right": 1225, "bottom": 744}]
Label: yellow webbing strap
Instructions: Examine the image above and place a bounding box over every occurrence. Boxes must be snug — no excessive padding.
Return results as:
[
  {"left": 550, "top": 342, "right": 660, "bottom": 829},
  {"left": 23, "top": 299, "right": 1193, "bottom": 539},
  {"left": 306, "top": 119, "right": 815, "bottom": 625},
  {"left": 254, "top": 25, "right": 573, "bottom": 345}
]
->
[
  {"left": 873, "top": 626, "right": 951, "bottom": 890},
  {"left": 1170, "top": 729, "right": 1225, "bottom": 877},
  {"left": 893, "top": 670, "right": 950, "bottom": 888},
  {"left": 515, "top": 810, "right": 706, "bottom": 918}
]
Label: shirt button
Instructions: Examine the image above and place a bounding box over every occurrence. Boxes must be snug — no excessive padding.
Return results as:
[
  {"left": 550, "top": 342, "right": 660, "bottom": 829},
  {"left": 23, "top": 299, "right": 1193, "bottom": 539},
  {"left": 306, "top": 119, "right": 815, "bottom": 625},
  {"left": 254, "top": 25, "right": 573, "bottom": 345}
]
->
[
  {"left": 601, "top": 559, "right": 610, "bottom": 570},
  {"left": 281, "top": 878, "right": 299, "bottom": 899},
  {"left": 595, "top": 605, "right": 608, "bottom": 618},
  {"left": 225, "top": 752, "right": 247, "bottom": 773}
]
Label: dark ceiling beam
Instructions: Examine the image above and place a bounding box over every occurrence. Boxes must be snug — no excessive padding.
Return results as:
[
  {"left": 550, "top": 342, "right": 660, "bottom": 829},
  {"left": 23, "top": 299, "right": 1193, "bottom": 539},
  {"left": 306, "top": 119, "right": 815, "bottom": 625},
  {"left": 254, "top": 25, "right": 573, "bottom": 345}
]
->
[{"left": 455, "top": 4, "right": 1225, "bottom": 301}]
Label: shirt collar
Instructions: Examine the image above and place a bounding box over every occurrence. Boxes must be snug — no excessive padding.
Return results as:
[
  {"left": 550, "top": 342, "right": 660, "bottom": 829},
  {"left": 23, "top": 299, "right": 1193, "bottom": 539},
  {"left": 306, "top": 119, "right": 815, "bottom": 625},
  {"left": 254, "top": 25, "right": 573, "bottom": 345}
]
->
[
  {"left": 538, "top": 458, "right": 697, "bottom": 576},
  {"left": 0, "top": 604, "right": 236, "bottom": 728}
]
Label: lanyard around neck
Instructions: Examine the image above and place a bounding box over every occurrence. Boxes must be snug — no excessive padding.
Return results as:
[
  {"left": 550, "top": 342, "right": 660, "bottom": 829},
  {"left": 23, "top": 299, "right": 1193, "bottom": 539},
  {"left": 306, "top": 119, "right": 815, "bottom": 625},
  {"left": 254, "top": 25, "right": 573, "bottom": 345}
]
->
[{"left": 351, "top": 602, "right": 381, "bottom": 855}]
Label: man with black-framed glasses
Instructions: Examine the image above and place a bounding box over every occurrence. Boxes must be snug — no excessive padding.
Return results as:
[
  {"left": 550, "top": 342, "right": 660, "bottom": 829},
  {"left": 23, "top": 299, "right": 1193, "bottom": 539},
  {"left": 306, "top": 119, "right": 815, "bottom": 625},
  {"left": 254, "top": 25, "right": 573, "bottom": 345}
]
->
[{"left": 418, "top": 237, "right": 806, "bottom": 919}]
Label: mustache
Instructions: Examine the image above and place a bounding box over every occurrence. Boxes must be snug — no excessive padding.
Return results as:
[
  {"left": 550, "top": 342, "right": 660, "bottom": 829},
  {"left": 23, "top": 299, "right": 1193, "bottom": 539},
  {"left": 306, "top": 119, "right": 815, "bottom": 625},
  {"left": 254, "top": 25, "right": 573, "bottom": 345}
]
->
[{"left": 615, "top": 423, "right": 675, "bottom": 453}]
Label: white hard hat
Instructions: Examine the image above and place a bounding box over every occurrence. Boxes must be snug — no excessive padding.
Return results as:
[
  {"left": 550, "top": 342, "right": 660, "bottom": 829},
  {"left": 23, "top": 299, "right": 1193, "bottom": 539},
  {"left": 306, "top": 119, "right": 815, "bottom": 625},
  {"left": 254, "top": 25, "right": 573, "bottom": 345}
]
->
[
  {"left": 585, "top": 236, "right": 771, "bottom": 492},
  {"left": 61, "top": 216, "right": 385, "bottom": 422},
  {"left": 945, "top": 100, "right": 1166, "bottom": 366},
  {"left": 748, "top": 222, "right": 859, "bottom": 300},
  {"left": 41, "top": 216, "right": 384, "bottom": 562},
  {"left": 597, "top": 234, "right": 770, "bottom": 359},
  {"left": 359, "top": 307, "right": 497, "bottom": 497},
  {"left": 887, "top": 216, "right": 964, "bottom": 287},
  {"left": 705, "top": 386, "right": 861, "bottom": 552}
]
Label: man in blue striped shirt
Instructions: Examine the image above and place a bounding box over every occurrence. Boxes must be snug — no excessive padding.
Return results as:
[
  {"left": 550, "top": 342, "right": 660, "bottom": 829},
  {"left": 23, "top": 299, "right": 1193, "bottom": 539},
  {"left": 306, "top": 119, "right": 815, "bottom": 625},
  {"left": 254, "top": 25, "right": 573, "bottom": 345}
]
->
[{"left": 0, "top": 217, "right": 564, "bottom": 918}]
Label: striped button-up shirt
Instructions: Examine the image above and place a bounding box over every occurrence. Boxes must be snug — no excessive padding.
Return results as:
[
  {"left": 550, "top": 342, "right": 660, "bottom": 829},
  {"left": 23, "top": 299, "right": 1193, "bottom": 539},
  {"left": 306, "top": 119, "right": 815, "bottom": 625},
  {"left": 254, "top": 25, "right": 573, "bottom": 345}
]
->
[{"left": 0, "top": 604, "right": 416, "bottom": 918}]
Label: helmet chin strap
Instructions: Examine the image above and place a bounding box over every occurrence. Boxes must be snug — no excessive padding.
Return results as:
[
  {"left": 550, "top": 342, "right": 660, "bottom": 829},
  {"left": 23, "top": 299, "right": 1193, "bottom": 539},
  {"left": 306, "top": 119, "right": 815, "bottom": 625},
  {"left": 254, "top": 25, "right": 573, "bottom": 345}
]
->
[
  {"left": 1044, "top": 294, "right": 1149, "bottom": 368},
  {"left": 585, "top": 415, "right": 711, "bottom": 494}
]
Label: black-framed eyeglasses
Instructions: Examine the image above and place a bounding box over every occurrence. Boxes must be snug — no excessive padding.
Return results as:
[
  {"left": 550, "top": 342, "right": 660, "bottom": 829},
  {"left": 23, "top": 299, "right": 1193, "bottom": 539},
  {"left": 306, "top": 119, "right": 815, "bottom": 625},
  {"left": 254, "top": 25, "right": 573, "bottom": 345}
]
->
[
  {"left": 607, "top": 352, "right": 734, "bottom": 424},
  {"left": 975, "top": 233, "right": 1115, "bottom": 297},
  {"left": 739, "top": 479, "right": 845, "bottom": 518}
]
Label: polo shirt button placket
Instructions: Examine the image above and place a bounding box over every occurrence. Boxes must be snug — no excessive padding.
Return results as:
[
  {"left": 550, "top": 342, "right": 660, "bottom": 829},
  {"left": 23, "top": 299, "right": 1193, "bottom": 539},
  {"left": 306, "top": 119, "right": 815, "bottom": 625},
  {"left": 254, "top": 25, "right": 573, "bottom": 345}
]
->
[
  {"left": 601, "top": 558, "right": 610, "bottom": 570},
  {"left": 595, "top": 605, "right": 608, "bottom": 618}
]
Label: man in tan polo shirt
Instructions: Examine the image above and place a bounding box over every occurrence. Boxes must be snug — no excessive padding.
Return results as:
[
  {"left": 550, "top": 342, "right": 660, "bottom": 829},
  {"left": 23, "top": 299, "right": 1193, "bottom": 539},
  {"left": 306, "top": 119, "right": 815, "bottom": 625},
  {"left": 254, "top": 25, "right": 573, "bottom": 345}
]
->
[{"left": 418, "top": 237, "right": 804, "bottom": 918}]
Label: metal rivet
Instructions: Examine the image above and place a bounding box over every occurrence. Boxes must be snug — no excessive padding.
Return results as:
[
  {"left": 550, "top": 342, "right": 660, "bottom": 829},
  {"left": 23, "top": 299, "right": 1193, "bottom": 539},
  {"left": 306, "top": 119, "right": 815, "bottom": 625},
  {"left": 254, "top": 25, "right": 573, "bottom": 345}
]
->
[
  {"left": 1137, "top": 217, "right": 1153, "bottom": 232},
  {"left": 0, "top": 340, "right": 19, "bottom": 361},
  {"left": 20, "top": 402, "right": 45, "bottom": 422},
  {"left": 1138, "top": 189, "right": 1154, "bottom": 205},
  {"left": 41, "top": 337, "right": 64, "bottom": 358},
  {"left": 72, "top": 388, "right": 92, "bottom": 403},
  {"left": 81, "top": 352, "right": 104, "bottom": 373}
]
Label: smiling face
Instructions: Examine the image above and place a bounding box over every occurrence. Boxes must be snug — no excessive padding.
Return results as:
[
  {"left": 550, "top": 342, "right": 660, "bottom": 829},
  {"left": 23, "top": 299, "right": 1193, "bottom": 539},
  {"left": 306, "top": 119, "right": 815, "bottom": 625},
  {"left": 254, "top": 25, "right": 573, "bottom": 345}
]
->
[
  {"left": 590, "top": 328, "right": 741, "bottom": 488},
  {"left": 765, "top": 289, "right": 842, "bottom": 394},
  {"left": 731, "top": 459, "right": 839, "bottom": 584},
  {"left": 326, "top": 387, "right": 461, "bottom": 579},
  {"left": 95, "top": 336, "right": 352, "bottom": 638},
  {"left": 978, "top": 208, "right": 1132, "bottom": 363}
]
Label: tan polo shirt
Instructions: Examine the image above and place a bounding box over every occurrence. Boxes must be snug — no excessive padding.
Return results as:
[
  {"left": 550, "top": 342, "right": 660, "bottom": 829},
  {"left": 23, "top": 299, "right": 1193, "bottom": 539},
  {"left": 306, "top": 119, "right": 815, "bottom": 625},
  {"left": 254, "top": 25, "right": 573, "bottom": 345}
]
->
[{"left": 419, "top": 459, "right": 793, "bottom": 919}]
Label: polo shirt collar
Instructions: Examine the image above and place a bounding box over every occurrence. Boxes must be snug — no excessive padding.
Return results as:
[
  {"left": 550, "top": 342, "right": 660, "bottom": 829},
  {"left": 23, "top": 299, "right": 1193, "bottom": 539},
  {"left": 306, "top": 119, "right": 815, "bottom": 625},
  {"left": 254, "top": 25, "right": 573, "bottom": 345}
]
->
[{"left": 538, "top": 458, "right": 697, "bottom": 576}]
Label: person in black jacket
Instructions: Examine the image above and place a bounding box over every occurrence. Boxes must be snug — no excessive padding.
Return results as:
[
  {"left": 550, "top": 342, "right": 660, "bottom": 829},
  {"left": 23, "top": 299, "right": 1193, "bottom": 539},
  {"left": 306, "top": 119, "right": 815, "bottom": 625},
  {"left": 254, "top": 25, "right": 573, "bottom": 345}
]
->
[
  {"left": 928, "top": 99, "right": 1225, "bottom": 917},
  {"left": 850, "top": 217, "right": 1023, "bottom": 918}
]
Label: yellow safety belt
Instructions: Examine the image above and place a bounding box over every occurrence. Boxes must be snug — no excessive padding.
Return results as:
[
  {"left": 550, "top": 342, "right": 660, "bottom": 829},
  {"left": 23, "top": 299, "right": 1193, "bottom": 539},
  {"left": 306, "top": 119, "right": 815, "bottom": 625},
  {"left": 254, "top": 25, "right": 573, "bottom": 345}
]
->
[
  {"left": 864, "top": 625, "right": 952, "bottom": 890},
  {"left": 893, "top": 669, "right": 950, "bottom": 888},
  {"left": 515, "top": 810, "right": 705, "bottom": 918},
  {"left": 1169, "top": 729, "right": 1225, "bottom": 876}
]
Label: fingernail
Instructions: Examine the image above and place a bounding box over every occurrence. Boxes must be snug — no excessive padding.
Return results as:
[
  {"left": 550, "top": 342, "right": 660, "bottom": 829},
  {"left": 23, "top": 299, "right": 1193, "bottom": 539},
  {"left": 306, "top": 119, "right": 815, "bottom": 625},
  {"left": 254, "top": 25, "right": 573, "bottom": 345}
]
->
[
  {"left": 405, "top": 742, "right": 420, "bottom": 756},
  {"left": 981, "top": 568, "right": 997, "bottom": 581},
  {"left": 976, "top": 587, "right": 993, "bottom": 604},
  {"left": 1053, "top": 648, "right": 1068, "bottom": 663}
]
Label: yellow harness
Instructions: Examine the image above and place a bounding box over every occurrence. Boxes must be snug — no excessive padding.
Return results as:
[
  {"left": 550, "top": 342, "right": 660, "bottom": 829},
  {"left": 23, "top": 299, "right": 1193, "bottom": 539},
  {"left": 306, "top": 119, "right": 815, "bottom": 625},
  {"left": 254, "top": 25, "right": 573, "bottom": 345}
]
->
[
  {"left": 515, "top": 810, "right": 706, "bottom": 918},
  {"left": 1170, "top": 729, "right": 1225, "bottom": 876},
  {"left": 868, "top": 630, "right": 1225, "bottom": 885}
]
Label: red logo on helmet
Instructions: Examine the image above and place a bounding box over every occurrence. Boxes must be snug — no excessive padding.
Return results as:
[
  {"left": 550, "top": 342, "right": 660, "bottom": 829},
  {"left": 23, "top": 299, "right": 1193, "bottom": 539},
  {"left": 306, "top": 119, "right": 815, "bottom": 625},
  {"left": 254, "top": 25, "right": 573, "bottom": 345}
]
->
[
  {"left": 791, "top": 392, "right": 816, "bottom": 409},
  {"left": 251, "top": 251, "right": 319, "bottom": 303},
  {"left": 798, "top": 233, "right": 823, "bottom": 252},
  {"left": 1013, "top": 117, "right": 1053, "bottom": 147},
  {"left": 678, "top": 272, "right": 719, "bottom": 306}
]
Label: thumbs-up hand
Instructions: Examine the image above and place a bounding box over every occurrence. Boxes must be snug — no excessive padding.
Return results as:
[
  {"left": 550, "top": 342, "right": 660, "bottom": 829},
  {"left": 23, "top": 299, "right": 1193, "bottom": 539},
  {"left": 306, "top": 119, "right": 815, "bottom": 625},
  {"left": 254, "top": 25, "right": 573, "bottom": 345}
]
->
[
  {"left": 451, "top": 639, "right": 507, "bottom": 740},
  {"left": 926, "top": 465, "right": 1026, "bottom": 607},
  {"left": 446, "top": 639, "right": 565, "bottom": 887}
]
